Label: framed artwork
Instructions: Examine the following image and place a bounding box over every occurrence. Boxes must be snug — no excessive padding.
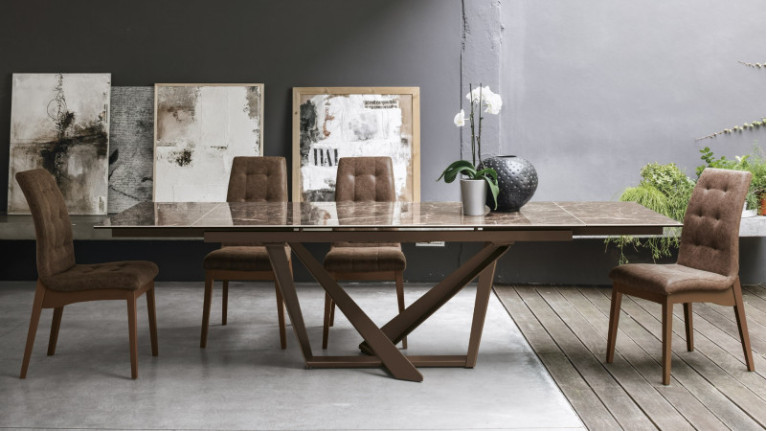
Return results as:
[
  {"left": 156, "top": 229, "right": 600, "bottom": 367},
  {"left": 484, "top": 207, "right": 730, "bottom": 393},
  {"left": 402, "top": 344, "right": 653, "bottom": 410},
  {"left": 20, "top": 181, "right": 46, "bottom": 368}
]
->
[
  {"left": 108, "top": 86, "right": 154, "bottom": 213},
  {"left": 292, "top": 87, "right": 420, "bottom": 202},
  {"left": 7, "top": 73, "right": 111, "bottom": 214},
  {"left": 153, "top": 83, "right": 264, "bottom": 202}
]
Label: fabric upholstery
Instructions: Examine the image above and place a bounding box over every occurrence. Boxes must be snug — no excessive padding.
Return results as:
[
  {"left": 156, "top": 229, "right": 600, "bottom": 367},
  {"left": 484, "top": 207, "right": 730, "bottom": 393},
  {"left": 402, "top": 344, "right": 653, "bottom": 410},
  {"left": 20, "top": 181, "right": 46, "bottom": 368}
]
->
[
  {"left": 41, "top": 261, "right": 159, "bottom": 292},
  {"left": 609, "top": 263, "right": 733, "bottom": 294},
  {"left": 325, "top": 157, "right": 406, "bottom": 272},
  {"left": 334, "top": 157, "right": 395, "bottom": 202},
  {"left": 609, "top": 168, "right": 751, "bottom": 294},
  {"left": 226, "top": 156, "right": 287, "bottom": 203},
  {"left": 324, "top": 244, "right": 407, "bottom": 272},
  {"left": 15, "top": 169, "right": 76, "bottom": 278},
  {"left": 16, "top": 169, "right": 159, "bottom": 291},
  {"left": 676, "top": 168, "right": 751, "bottom": 277},
  {"left": 208, "top": 156, "right": 289, "bottom": 268},
  {"left": 204, "top": 246, "right": 290, "bottom": 271}
]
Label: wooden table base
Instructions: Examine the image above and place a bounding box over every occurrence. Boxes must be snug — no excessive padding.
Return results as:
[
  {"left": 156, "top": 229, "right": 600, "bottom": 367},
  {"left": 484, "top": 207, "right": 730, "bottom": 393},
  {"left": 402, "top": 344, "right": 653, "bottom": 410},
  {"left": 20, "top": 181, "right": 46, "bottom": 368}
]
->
[{"left": 266, "top": 242, "right": 510, "bottom": 382}]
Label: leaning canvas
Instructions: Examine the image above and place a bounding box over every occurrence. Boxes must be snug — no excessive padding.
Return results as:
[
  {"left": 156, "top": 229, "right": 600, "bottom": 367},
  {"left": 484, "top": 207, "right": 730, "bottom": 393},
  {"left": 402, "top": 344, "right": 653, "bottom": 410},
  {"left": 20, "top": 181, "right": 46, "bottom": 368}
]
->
[
  {"left": 108, "top": 86, "right": 154, "bottom": 213},
  {"left": 7, "top": 73, "right": 111, "bottom": 214},
  {"left": 153, "top": 83, "right": 264, "bottom": 202},
  {"left": 292, "top": 87, "right": 420, "bottom": 202}
]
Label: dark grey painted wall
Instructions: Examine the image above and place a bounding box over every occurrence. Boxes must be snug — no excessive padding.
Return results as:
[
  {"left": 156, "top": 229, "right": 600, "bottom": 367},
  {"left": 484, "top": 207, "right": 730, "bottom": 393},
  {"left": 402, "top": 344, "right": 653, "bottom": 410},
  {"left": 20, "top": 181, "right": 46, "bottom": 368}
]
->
[
  {"left": 0, "top": 0, "right": 763, "bottom": 285},
  {"left": 0, "top": 0, "right": 462, "bottom": 204}
]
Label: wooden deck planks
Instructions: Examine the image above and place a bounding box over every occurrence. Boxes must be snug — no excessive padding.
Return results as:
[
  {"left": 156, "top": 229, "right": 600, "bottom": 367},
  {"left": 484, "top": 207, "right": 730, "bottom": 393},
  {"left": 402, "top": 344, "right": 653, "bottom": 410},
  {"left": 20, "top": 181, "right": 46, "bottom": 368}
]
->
[
  {"left": 538, "top": 287, "right": 715, "bottom": 430},
  {"left": 495, "top": 285, "right": 767, "bottom": 431},
  {"left": 576, "top": 287, "right": 765, "bottom": 431},
  {"left": 604, "top": 290, "right": 767, "bottom": 424},
  {"left": 496, "top": 288, "right": 623, "bottom": 431},
  {"left": 514, "top": 288, "right": 663, "bottom": 431},
  {"left": 616, "top": 289, "right": 767, "bottom": 388},
  {"left": 743, "top": 284, "right": 766, "bottom": 301}
]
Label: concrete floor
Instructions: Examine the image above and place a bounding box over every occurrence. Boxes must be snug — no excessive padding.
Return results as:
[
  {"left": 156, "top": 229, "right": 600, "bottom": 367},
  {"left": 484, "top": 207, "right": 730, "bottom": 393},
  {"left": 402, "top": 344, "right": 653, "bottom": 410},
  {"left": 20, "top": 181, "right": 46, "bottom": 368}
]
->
[{"left": 0, "top": 281, "right": 584, "bottom": 431}]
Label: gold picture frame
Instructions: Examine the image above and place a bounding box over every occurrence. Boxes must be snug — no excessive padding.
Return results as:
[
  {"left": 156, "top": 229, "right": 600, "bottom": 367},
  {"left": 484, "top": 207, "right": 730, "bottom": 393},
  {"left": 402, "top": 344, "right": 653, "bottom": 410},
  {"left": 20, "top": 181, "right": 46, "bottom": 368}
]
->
[{"left": 292, "top": 86, "right": 420, "bottom": 202}]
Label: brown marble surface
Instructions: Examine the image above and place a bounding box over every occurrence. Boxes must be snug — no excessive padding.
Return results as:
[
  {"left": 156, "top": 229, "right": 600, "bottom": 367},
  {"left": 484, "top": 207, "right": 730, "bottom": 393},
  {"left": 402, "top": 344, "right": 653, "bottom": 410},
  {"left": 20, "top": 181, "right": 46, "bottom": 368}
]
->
[{"left": 97, "top": 201, "right": 680, "bottom": 231}]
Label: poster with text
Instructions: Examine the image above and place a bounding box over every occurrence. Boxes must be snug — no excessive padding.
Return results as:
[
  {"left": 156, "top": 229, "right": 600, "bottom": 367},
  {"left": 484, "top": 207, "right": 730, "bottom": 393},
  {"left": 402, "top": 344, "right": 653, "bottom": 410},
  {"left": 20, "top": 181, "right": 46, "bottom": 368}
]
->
[{"left": 293, "top": 87, "right": 420, "bottom": 202}]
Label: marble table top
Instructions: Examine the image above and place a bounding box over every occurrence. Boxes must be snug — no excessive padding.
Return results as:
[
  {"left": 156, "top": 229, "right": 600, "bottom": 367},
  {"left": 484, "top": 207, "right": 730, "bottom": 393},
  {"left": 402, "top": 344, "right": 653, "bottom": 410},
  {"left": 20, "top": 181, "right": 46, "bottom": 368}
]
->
[{"left": 97, "top": 201, "right": 680, "bottom": 235}]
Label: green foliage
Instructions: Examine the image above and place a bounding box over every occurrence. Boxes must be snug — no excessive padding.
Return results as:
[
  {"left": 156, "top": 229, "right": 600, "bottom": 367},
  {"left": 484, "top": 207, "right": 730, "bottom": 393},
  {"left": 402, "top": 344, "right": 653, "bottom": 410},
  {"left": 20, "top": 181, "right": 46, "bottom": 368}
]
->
[
  {"left": 696, "top": 117, "right": 766, "bottom": 141},
  {"left": 697, "top": 146, "right": 767, "bottom": 209},
  {"left": 437, "top": 160, "right": 499, "bottom": 210},
  {"left": 607, "top": 162, "right": 692, "bottom": 264}
]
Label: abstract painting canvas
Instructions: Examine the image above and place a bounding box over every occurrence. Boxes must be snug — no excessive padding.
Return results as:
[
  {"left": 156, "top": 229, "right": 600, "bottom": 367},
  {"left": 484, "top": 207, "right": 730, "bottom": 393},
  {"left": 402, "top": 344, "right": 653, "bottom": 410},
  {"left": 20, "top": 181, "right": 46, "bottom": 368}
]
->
[
  {"left": 292, "top": 87, "right": 420, "bottom": 202},
  {"left": 7, "top": 73, "right": 111, "bottom": 214},
  {"left": 108, "top": 86, "right": 154, "bottom": 213},
  {"left": 154, "top": 83, "right": 264, "bottom": 202}
]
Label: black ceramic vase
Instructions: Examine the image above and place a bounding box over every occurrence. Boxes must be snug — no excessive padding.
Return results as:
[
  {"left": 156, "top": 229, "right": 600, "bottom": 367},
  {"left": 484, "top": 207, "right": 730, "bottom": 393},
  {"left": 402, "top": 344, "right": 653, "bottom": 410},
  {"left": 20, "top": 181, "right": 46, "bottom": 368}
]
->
[{"left": 481, "top": 155, "right": 538, "bottom": 212}]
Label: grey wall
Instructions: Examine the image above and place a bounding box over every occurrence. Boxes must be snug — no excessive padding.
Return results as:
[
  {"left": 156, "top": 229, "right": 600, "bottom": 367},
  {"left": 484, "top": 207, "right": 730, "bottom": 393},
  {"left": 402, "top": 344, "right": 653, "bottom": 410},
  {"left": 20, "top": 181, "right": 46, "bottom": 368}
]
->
[
  {"left": 0, "top": 0, "right": 763, "bottom": 285},
  {"left": 0, "top": 0, "right": 462, "bottom": 205},
  {"left": 500, "top": 0, "right": 766, "bottom": 201}
]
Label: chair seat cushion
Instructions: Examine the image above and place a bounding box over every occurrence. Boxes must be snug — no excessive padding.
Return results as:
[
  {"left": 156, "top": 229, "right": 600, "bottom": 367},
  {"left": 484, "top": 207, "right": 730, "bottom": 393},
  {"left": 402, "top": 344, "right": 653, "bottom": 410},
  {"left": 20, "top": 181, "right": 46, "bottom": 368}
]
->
[
  {"left": 609, "top": 263, "right": 734, "bottom": 295},
  {"left": 41, "top": 261, "right": 159, "bottom": 292},
  {"left": 204, "top": 246, "right": 289, "bottom": 272},
  {"left": 324, "top": 243, "right": 406, "bottom": 273}
]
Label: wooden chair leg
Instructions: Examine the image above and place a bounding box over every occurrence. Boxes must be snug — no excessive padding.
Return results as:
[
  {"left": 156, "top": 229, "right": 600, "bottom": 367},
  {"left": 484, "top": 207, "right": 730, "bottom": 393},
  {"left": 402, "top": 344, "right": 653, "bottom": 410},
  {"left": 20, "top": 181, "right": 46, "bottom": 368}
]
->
[
  {"left": 732, "top": 278, "right": 755, "bottom": 371},
  {"left": 47, "top": 306, "right": 63, "bottom": 356},
  {"left": 329, "top": 297, "right": 335, "bottom": 326},
  {"left": 322, "top": 291, "right": 332, "bottom": 349},
  {"left": 127, "top": 293, "right": 139, "bottom": 379},
  {"left": 274, "top": 282, "right": 287, "bottom": 350},
  {"left": 20, "top": 283, "right": 46, "bottom": 379},
  {"left": 606, "top": 287, "right": 622, "bottom": 363},
  {"left": 395, "top": 271, "right": 407, "bottom": 349},
  {"left": 222, "top": 280, "right": 229, "bottom": 326},
  {"left": 683, "top": 303, "right": 694, "bottom": 352},
  {"left": 146, "top": 285, "right": 159, "bottom": 356},
  {"left": 661, "top": 299, "right": 673, "bottom": 385},
  {"left": 201, "top": 275, "right": 213, "bottom": 348}
]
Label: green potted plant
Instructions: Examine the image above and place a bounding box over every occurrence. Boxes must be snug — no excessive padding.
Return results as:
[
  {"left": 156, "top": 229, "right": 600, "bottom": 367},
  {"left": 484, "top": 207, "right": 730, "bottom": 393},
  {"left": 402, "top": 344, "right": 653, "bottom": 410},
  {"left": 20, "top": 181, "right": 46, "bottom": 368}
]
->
[
  {"left": 437, "top": 84, "right": 500, "bottom": 215},
  {"left": 607, "top": 162, "right": 694, "bottom": 263},
  {"left": 697, "top": 146, "right": 767, "bottom": 215}
]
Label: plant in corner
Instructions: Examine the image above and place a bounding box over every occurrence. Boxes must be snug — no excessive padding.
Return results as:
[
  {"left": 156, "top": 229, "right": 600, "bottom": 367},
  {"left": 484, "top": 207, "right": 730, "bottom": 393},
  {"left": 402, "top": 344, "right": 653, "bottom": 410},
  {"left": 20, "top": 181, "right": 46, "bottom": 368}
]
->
[
  {"left": 437, "top": 84, "right": 501, "bottom": 213},
  {"left": 697, "top": 146, "right": 766, "bottom": 213},
  {"left": 606, "top": 162, "right": 695, "bottom": 264}
]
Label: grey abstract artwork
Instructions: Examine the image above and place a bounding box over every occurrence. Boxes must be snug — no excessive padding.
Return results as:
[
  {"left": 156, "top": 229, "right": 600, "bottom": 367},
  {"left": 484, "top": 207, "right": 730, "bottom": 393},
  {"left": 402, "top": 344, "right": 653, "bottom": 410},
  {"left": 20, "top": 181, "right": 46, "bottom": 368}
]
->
[
  {"left": 7, "top": 73, "right": 111, "bottom": 214},
  {"left": 108, "top": 86, "right": 154, "bottom": 213},
  {"left": 154, "top": 84, "right": 264, "bottom": 202}
]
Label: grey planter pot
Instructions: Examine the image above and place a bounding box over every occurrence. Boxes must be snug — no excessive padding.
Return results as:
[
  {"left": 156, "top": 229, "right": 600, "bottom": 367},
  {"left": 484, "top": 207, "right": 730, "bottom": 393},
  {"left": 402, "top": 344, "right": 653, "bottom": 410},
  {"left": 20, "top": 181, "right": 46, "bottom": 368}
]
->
[
  {"left": 481, "top": 155, "right": 538, "bottom": 212},
  {"left": 460, "top": 179, "right": 487, "bottom": 216}
]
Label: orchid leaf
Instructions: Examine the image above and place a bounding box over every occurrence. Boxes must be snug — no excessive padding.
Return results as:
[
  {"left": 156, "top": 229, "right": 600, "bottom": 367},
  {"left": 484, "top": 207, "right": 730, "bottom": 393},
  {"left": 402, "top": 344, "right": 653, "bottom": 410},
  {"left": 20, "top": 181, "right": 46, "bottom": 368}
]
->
[{"left": 437, "top": 160, "right": 477, "bottom": 183}]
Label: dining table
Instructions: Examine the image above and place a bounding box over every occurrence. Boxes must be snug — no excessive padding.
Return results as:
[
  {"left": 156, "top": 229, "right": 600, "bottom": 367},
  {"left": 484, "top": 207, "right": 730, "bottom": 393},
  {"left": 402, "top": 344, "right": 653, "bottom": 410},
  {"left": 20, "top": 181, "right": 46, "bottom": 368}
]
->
[{"left": 96, "top": 201, "right": 681, "bottom": 382}]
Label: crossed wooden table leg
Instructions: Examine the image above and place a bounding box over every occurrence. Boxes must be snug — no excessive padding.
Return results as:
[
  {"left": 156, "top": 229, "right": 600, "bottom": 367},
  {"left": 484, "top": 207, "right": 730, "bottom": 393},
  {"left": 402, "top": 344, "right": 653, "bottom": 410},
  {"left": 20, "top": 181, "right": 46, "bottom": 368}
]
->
[{"left": 265, "top": 242, "right": 511, "bottom": 382}]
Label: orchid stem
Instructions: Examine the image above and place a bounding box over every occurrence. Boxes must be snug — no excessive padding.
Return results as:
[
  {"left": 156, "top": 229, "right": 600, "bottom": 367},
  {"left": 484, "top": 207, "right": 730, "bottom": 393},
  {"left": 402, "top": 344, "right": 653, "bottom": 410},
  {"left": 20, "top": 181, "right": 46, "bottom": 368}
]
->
[
  {"left": 477, "top": 82, "right": 482, "bottom": 168},
  {"left": 469, "top": 83, "right": 476, "bottom": 167}
]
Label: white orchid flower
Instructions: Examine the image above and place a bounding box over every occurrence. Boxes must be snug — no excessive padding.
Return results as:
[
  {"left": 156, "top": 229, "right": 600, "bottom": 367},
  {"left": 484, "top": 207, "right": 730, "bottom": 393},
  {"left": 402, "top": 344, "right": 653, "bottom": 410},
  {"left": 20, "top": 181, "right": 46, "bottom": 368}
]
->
[
  {"left": 483, "top": 92, "right": 503, "bottom": 115},
  {"left": 453, "top": 109, "right": 466, "bottom": 127},
  {"left": 465, "top": 86, "right": 502, "bottom": 115}
]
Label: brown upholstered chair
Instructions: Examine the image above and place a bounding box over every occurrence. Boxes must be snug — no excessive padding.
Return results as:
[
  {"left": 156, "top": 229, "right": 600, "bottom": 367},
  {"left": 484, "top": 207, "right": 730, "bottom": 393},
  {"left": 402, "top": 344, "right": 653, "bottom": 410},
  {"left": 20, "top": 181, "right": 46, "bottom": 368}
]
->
[
  {"left": 606, "top": 168, "right": 755, "bottom": 385},
  {"left": 16, "top": 169, "right": 159, "bottom": 379},
  {"left": 200, "top": 156, "right": 290, "bottom": 349},
  {"left": 322, "top": 157, "right": 408, "bottom": 349}
]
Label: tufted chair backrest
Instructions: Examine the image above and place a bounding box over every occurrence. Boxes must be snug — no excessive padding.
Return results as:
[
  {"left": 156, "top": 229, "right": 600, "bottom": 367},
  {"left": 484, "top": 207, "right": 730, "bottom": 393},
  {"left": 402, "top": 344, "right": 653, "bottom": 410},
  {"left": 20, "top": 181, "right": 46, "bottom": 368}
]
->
[
  {"left": 226, "top": 157, "right": 287, "bottom": 203},
  {"left": 677, "top": 168, "right": 751, "bottom": 278},
  {"left": 335, "top": 157, "right": 395, "bottom": 202},
  {"left": 15, "top": 169, "right": 76, "bottom": 278}
]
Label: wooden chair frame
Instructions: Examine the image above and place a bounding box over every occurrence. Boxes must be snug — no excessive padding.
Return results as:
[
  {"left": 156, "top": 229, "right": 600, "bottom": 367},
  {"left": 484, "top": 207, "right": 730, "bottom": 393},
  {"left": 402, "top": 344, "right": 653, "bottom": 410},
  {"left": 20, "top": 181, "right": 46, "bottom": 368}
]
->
[
  {"left": 21, "top": 280, "right": 158, "bottom": 379},
  {"left": 323, "top": 270, "right": 406, "bottom": 349},
  {"left": 606, "top": 276, "right": 754, "bottom": 385},
  {"left": 200, "top": 262, "right": 291, "bottom": 350}
]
